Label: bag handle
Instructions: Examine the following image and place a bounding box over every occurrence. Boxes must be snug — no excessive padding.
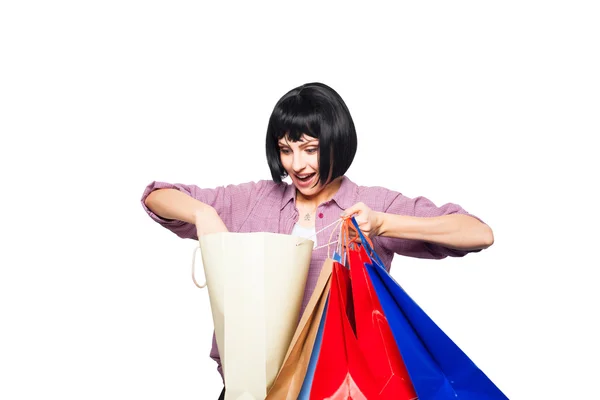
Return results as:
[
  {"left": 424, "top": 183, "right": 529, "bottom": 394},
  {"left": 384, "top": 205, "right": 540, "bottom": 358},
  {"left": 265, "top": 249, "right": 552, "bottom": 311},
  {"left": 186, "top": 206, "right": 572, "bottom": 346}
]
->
[
  {"left": 333, "top": 216, "right": 374, "bottom": 267},
  {"left": 191, "top": 243, "right": 207, "bottom": 288}
]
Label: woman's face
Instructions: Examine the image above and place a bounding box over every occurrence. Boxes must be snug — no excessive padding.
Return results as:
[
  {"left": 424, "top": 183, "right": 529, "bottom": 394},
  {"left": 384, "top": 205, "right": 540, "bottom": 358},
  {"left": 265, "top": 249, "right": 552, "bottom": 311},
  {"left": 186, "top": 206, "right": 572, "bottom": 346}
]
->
[{"left": 278, "top": 134, "right": 324, "bottom": 197}]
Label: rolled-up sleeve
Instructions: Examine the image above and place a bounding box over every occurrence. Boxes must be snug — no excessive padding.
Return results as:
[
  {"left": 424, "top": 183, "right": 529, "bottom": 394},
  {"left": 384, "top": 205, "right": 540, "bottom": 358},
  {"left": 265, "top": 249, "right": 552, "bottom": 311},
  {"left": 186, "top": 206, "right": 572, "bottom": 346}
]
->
[
  {"left": 376, "top": 190, "right": 483, "bottom": 259},
  {"left": 141, "top": 180, "right": 268, "bottom": 239}
]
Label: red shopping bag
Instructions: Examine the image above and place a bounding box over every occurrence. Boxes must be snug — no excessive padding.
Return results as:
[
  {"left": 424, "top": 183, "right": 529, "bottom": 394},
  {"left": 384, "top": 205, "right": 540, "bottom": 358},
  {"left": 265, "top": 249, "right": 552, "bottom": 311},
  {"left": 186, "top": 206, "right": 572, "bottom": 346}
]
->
[
  {"left": 310, "top": 219, "right": 417, "bottom": 399},
  {"left": 349, "top": 245, "right": 417, "bottom": 399},
  {"left": 309, "top": 261, "right": 379, "bottom": 400}
]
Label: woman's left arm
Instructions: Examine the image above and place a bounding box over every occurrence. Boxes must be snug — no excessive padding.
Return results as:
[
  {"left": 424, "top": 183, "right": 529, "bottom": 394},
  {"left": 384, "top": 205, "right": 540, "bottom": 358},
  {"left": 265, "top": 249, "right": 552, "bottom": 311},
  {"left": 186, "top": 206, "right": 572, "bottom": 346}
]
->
[{"left": 342, "top": 202, "right": 494, "bottom": 252}]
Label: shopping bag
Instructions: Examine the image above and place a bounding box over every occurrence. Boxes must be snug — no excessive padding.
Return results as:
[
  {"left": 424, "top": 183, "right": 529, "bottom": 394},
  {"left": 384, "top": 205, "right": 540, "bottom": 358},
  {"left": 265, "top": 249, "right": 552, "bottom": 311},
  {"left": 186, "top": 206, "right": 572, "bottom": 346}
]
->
[
  {"left": 265, "top": 259, "right": 333, "bottom": 400},
  {"left": 347, "top": 245, "right": 417, "bottom": 399},
  {"left": 315, "top": 220, "right": 415, "bottom": 399},
  {"left": 309, "top": 260, "right": 380, "bottom": 400},
  {"left": 193, "top": 232, "right": 313, "bottom": 400},
  {"left": 350, "top": 217, "right": 508, "bottom": 400}
]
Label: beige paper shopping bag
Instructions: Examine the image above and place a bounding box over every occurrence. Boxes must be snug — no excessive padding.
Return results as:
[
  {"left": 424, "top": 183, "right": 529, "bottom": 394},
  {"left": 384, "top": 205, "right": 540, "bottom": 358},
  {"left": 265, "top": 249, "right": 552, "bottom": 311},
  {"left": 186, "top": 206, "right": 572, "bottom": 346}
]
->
[
  {"left": 265, "top": 258, "right": 333, "bottom": 400},
  {"left": 193, "top": 232, "right": 313, "bottom": 400}
]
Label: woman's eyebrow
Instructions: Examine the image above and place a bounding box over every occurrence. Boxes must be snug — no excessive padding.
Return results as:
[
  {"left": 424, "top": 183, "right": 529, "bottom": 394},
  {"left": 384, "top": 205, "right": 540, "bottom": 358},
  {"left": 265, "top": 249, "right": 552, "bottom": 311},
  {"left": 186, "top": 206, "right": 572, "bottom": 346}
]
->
[{"left": 278, "top": 139, "right": 318, "bottom": 147}]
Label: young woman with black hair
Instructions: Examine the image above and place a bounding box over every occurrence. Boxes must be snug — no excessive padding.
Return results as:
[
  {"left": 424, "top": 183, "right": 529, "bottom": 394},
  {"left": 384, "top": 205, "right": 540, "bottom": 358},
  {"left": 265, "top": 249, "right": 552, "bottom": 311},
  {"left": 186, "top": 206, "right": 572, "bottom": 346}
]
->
[{"left": 141, "top": 82, "right": 494, "bottom": 399}]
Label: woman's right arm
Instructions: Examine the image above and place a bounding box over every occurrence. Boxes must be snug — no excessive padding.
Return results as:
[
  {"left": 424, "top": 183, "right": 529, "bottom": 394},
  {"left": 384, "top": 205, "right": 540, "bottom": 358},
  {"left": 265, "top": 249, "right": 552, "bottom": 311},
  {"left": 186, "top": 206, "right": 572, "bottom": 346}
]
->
[
  {"left": 145, "top": 188, "right": 214, "bottom": 224},
  {"left": 141, "top": 180, "right": 271, "bottom": 239},
  {"left": 144, "top": 189, "right": 228, "bottom": 237}
]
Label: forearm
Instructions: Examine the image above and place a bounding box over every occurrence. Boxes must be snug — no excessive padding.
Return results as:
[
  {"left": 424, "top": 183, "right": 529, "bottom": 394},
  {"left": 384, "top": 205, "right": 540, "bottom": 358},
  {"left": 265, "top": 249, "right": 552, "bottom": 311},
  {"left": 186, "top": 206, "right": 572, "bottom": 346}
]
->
[
  {"left": 144, "top": 188, "right": 214, "bottom": 224},
  {"left": 377, "top": 213, "right": 494, "bottom": 251}
]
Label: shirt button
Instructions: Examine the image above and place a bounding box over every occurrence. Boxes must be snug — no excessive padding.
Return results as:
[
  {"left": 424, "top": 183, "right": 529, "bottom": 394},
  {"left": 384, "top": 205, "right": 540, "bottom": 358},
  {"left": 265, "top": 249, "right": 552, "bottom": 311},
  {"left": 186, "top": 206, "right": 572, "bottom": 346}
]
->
[{"left": 318, "top": 213, "right": 324, "bottom": 219}]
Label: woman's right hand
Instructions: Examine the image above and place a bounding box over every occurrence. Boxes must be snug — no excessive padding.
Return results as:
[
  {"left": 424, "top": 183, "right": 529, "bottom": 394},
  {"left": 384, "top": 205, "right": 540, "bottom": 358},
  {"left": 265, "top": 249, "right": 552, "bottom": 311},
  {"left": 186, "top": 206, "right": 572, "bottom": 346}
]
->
[{"left": 194, "top": 207, "right": 229, "bottom": 238}]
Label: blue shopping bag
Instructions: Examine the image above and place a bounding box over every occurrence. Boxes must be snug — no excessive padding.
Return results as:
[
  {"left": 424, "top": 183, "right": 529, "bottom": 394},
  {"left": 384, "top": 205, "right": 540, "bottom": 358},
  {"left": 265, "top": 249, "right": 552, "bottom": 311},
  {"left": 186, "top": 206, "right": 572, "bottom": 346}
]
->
[{"left": 350, "top": 217, "right": 508, "bottom": 400}]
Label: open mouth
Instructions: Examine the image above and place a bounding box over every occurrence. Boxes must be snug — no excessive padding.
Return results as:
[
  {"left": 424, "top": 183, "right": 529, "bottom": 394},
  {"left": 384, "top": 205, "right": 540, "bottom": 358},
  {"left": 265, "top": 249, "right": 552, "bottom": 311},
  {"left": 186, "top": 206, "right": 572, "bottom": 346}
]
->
[{"left": 295, "top": 173, "right": 316, "bottom": 183}]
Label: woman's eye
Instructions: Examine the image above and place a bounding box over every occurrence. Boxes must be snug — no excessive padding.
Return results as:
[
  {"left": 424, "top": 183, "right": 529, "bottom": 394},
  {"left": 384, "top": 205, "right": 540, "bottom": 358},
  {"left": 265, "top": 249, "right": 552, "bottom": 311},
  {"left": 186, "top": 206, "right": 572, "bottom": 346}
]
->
[
  {"left": 279, "top": 148, "right": 291, "bottom": 154},
  {"left": 306, "top": 148, "right": 318, "bottom": 154}
]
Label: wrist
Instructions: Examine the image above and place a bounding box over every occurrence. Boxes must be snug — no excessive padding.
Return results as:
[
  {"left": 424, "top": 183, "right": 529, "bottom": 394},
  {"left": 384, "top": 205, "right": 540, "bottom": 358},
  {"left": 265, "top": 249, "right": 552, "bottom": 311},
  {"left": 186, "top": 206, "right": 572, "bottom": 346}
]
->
[
  {"left": 375, "top": 211, "right": 387, "bottom": 236},
  {"left": 193, "top": 205, "right": 217, "bottom": 224}
]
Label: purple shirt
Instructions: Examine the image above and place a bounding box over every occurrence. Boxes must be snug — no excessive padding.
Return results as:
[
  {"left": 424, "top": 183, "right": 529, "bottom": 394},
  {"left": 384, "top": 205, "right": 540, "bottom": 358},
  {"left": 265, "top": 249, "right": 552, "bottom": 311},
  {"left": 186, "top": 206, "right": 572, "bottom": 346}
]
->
[{"left": 140, "top": 176, "right": 481, "bottom": 379}]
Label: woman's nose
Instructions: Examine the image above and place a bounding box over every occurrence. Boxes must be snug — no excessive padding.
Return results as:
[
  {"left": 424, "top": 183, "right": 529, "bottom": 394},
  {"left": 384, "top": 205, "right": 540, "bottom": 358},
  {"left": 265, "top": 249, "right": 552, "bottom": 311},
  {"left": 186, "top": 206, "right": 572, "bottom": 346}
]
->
[{"left": 292, "top": 153, "right": 305, "bottom": 172}]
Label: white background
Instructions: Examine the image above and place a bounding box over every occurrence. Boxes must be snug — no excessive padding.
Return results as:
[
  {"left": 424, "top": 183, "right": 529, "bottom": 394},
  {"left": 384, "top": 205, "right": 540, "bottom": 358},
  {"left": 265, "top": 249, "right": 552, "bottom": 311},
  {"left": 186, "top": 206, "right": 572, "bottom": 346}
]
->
[{"left": 1, "top": 1, "right": 599, "bottom": 399}]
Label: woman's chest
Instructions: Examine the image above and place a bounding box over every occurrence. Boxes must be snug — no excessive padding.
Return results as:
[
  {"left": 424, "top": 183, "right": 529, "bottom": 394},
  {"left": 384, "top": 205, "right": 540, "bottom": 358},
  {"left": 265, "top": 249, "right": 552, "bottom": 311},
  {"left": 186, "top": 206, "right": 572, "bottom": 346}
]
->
[{"left": 237, "top": 201, "right": 342, "bottom": 238}]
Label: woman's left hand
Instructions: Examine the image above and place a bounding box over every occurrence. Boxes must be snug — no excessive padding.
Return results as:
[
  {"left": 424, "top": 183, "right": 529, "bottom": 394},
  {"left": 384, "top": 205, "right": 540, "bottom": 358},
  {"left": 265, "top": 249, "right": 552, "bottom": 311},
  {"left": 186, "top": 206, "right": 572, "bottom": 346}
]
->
[{"left": 341, "top": 202, "right": 384, "bottom": 238}]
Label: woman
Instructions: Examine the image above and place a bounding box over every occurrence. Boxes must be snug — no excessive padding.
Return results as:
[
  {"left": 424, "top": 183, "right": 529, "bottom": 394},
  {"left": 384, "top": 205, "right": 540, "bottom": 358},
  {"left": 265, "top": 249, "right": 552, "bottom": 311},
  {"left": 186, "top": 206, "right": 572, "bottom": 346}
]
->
[{"left": 141, "top": 82, "right": 494, "bottom": 398}]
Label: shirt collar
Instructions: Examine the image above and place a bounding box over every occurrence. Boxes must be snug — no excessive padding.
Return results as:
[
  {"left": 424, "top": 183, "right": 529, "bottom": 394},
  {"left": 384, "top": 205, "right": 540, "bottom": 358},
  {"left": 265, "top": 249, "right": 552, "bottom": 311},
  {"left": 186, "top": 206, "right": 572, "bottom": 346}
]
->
[
  {"left": 280, "top": 181, "right": 296, "bottom": 210},
  {"left": 280, "top": 175, "right": 358, "bottom": 211}
]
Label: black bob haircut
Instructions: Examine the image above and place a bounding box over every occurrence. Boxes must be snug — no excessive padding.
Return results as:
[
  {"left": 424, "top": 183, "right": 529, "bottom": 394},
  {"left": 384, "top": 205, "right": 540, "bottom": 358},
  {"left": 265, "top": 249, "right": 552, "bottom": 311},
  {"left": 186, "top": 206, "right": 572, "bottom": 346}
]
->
[{"left": 266, "top": 82, "right": 358, "bottom": 186}]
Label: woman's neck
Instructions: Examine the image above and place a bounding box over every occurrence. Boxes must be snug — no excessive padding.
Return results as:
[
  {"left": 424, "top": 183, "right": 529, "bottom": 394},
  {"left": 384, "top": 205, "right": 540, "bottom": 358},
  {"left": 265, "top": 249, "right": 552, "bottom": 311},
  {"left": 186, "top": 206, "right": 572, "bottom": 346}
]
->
[{"left": 295, "top": 176, "right": 343, "bottom": 209}]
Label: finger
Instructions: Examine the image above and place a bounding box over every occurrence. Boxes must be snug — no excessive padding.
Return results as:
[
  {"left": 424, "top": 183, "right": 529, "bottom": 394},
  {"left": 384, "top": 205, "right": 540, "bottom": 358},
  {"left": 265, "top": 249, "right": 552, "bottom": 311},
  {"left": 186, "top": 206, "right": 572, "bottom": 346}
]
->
[{"left": 341, "top": 205, "right": 362, "bottom": 218}]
